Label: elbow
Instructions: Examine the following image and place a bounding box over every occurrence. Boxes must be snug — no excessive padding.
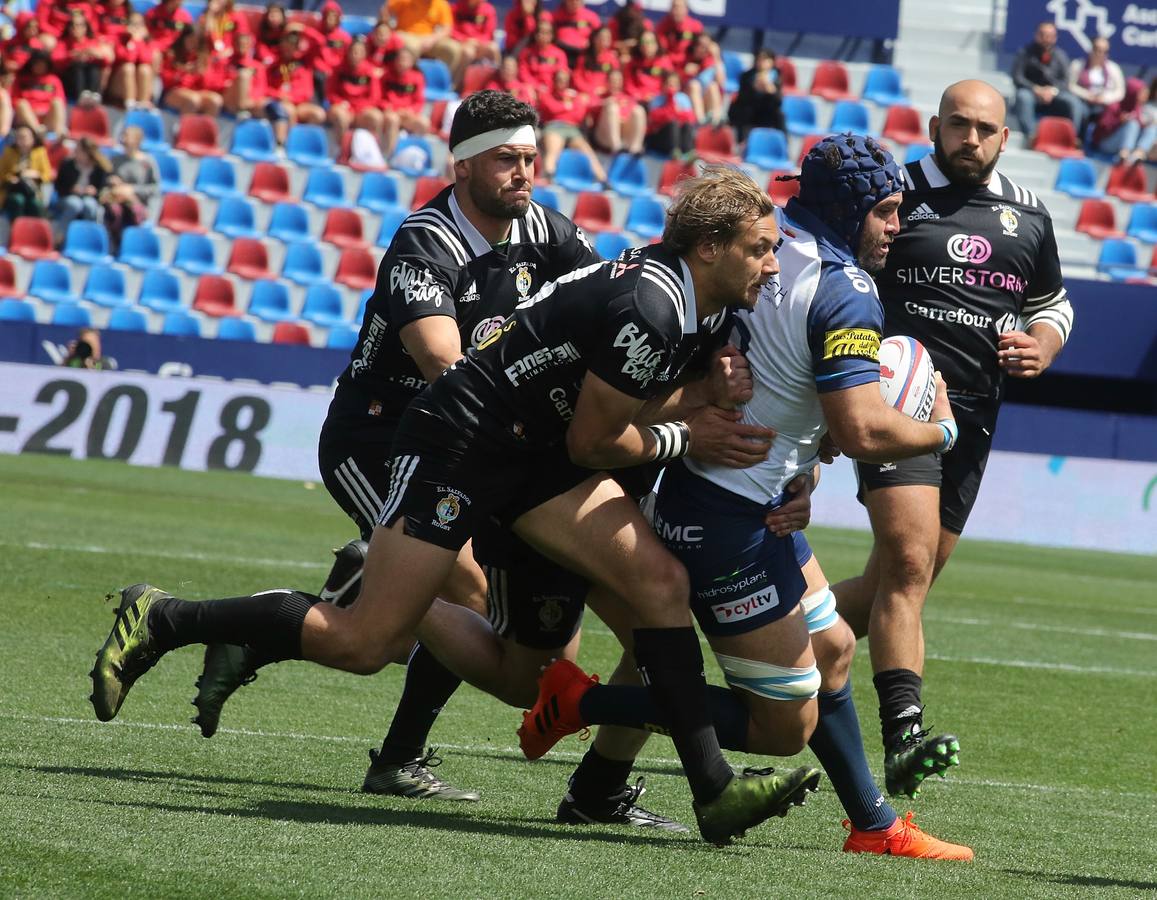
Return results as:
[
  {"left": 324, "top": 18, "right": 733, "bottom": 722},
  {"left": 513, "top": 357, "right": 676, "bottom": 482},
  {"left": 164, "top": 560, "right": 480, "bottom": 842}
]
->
[
  {"left": 565, "top": 428, "right": 602, "bottom": 468},
  {"left": 827, "top": 424, "right": 873, "bottom": 462}
]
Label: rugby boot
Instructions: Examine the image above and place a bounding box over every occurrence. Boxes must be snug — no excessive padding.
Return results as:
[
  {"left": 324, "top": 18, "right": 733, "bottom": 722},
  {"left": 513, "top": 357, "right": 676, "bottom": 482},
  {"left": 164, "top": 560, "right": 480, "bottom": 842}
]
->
[
  {"left": 518, "top": 659, "right": 598, "bottom": 760},
  {"left": 318, "top": 539, "right": 368, "bottom": 608},
  {"left": 191, "top": 643, "right": 259, "bottom": 738},
  {"left": 557, "top": 777, "right": 689, "bottom": 832},
  {"left": 89, "top": 584, "right": 169, "bottom": 721},
  {"left": 693, "top": 766, "right": 822, "bottom": 847},
  {"left": 884, "top": 725, "right": 961, "bottom": 798},
  {"left": 362, "top": 748, "right": 480, "bottom": 801},
  {"left": 842, "top": 811, "right": 974, "bottom": 860}
]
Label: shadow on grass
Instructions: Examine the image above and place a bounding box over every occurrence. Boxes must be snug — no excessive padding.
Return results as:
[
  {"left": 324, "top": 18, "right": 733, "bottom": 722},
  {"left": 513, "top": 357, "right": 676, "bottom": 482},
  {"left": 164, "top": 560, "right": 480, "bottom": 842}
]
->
[
  {"left": 454, "top": 749, "right": 684, "bottom": 779},
  {"left": 28, "top": 763, "right": 353, "bottom": 797},
  {"left": 1005, "top": 869, "right": 1157, "bottom": 891}
]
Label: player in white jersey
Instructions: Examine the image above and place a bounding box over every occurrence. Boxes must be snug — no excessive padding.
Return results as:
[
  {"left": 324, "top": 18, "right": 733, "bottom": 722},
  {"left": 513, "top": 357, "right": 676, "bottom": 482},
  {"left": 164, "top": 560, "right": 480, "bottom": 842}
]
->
[{"left": 527, "top": 135, "right": 973, "bottom": 858}]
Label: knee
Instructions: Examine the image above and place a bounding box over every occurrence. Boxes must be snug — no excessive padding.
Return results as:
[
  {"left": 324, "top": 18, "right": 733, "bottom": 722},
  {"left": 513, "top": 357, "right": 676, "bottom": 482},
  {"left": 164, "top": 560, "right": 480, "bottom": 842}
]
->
[
  {"left": 814, "top": 618, "right": 856, "bottom": 691},
  {"left": 747, "top": 700, "right": 817, "bottom": 756},
  {"left": 640, "top": 553, "right": 690, "bottom": 610}
]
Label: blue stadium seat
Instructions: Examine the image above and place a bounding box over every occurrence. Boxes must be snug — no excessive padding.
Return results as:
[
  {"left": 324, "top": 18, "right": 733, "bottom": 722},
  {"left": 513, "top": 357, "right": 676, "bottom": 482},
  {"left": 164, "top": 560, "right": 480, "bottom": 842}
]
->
[
  {"left": 217, "top": 316, "right": 257, "bottom": 341},
  {"left": 594, "top": 231, "right": 632, "bottom": 259},
  {"left": 0, "top": 297, "right": 37, "bottom": 321},
  {"left": 343, "top": 15, "right": 375, "bottom": 37},
  {"left": 107, "top": 306, "right": 149, "bottom": 332},
  {"left": 357, "top": 288, "right": 372, "bottom": 322},
  {"left": 301, "top": 282, "right": 347, "bottom": 327},
  {"left": 281, "top": 240, "right": 326, "bottom": 284},
  {"left": 781, "top": 96, "right": 819, "bottom": 137},
  {"left": 721, "top": 51, "right": 745, "bottom": 94},
  {"left": 62, "top": 220, "right": 112, "bottom": 265},
  {"left": 214, "top": 196, "right": 261, "bottom": 239},
  {"left": 194, "top": 157, "right": 240, "bottom": 199},
  {"left": 743, "top": 128, "right": 792, "bottom": 170},
  {"left": 418, "top": 58, "right": 457, "bottom": 102},
  {"left": 625, "top": 195, "right": 666, "bottom": 240},
  {"left": 82, "top": 265, "right": 128, "bottom": 307},
  {"left": 555, "top": 149, "right": 603, "bottom": 192},
  {"left": 533, "top": 186, "right": 560, "bottom": 210},
  {"left": 122, "top": 107, "right": 170, "bottom": 152},
  {"left": 139, "top": 269, "right": 184, "bottom": 312},
  {"left": 390, "top": 136, "right": 437, "bottom": 177},
  {"left": 173, "top": 232, "right": 222, "bottom": 275},
  {"left": 268, "top": 202, "right": 312, "bottom": 243},
  {"left": 905, "top": 143, "right": 933, "bottom": 163},
  {"left": 607, "top": 154, "right": 652, "bottom": 198},
  {"left": 52, "top": 303, "right": 93, "bottom": 327},
  {"left": 155, "top": 150, "right": 184, "bottom": 194},
  {"left": 829, "top": 100, "right": 872, "bottom": 134},
  {"left": 231, "top": 119, "right": 279, "bottom": 163},
  {"left": 303, "top": 168, "right": 347, "bottom": 209},
  {"left": 862, "top": 65, "right": 907, "bottom": 106},
  {"left": 247, "top": 279, "right": 294, "bottom": 322},
  {"left": 162, "top": 308, "right": 202, "bottom": 337},
  {"left": 286, "top": 124, "right": 333, "bottom": 168},
  {"left": 28, "top": 260, "right": 79, "bottom": 304},
  {"left": 326, "top": 323, "right": 360, "bottom": 349},
  {"left": 1097, "top": 239, "right": 1147, "bottom": 280},
  {"left": 1054, "top": 158, "right": 1103, "bottom": 199},
  {"left": 356, "top": 172, "right": 402, "bottom": 214},
  {"left": 1126, "top": 204, "right": 1157, "bottom": 244},
  {"left": 376, "top": 207, "right": 410, "bottom": 247},
  {"left": 118, "top": 225, "right": 164, "bottom": 269}
]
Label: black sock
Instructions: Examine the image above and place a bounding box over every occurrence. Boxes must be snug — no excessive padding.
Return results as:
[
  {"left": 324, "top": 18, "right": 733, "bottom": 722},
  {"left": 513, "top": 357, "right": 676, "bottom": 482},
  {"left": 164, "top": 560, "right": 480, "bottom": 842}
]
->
[
  {"left": 567, "top": 747, "right": 636, "bottom": 803},
  {"left": 378, "top": 642, "right": 462, "bottom": 765},
  {"left": 148, "top": 590, "right": 319, "bottom": 662},
  {"left": 872, "top": 668, "right": 924, "bottom": 748},
  {"left": 633, "top": 626, "right": 733, "bottom": 805},
  {"left": 579, "top": 684, "right": 750, "bottom": 751}
]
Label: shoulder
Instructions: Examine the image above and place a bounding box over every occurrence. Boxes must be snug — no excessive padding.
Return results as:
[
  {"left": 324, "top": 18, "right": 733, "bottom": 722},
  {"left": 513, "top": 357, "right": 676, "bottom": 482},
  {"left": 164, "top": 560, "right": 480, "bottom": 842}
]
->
[
  {"left": 535, "top": 202, "right": 594, "bottom": 252},
  {"left": 393, "top": 202, "right": 471, "bottom": 270},
  {"left": 631, "top": 253, "right": 689, "bottom": 334},
  {"left": 992, "top": 172, "right": 1052, "bottom": 219}
]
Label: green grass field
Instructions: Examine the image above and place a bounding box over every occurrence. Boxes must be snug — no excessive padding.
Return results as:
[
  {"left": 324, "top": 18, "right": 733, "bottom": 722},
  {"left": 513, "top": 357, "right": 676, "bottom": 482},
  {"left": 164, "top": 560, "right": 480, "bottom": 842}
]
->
[{"left": 1, "top": 453, "right": 1155, "bottom": 899}]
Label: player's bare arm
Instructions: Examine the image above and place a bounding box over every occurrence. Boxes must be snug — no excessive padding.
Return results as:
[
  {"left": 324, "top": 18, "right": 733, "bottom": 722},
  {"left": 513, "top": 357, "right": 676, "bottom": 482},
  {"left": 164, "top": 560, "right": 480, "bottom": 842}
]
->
[
  {"left": 818, "top": 377, "right": 954, "bottom": 464},
  {"left": 400, "top": 316, "right": 466, "bottom": 383}
]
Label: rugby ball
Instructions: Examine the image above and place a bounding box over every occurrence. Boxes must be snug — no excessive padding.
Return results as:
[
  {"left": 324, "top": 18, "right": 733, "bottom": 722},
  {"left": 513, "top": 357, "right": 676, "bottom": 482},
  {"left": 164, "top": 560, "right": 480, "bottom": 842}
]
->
[{"left": 878, "top": 335, "right": 936, "bottom": 422}]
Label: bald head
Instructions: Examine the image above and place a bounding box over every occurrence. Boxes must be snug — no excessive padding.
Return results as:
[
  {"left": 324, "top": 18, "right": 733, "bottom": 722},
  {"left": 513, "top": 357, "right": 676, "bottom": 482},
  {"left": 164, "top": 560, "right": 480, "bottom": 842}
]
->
[
  {"left": 938, "top": 80, "right": 1006, "bottom": 128},
  {"left": 931, "top": 80, "right": 1009, "bottom": 187}
]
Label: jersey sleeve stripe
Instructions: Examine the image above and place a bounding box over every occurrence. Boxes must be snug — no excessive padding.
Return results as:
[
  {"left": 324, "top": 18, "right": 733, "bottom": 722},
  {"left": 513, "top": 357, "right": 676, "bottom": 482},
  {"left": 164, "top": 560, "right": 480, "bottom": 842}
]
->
[
  {"left": 405, "top": 208, "right": 470, "bottom": 263},
  {"left": 642, "top": 261, "right": 686, "bottom": 317},
  {"left": 640, "top": 269, "right": 685, "bottom": 328},
  {"left": 402, "top": 214, "right": 469, "bottom": 266}
]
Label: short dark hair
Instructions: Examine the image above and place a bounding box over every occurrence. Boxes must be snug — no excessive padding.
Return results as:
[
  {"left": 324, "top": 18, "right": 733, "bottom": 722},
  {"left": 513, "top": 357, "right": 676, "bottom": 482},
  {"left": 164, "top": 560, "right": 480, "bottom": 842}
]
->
[{"left": 448, "top": 90, "right": 539, "bottom": 150}]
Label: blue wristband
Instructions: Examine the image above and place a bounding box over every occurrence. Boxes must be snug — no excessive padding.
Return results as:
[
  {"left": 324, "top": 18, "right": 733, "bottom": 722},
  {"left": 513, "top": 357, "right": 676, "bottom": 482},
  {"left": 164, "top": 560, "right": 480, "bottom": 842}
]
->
[{"left": 936, "top": 418, "right": 958, "bottom": 453}]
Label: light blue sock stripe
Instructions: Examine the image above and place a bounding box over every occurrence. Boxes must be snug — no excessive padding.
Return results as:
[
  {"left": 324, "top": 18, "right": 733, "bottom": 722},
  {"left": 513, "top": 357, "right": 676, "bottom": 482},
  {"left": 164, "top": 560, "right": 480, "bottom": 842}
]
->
[{"left": 805, "top": 590, "right": 838, "bottom": 634}]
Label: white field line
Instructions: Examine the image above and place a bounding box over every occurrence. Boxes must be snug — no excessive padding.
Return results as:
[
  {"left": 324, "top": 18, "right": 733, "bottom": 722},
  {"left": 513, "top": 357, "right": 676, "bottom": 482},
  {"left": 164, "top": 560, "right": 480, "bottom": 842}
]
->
[
  {"left": 4, "top": 540, "right": 329, "bottom": 571},
  {"left": 925, "top": 613, "right": 1157, "bottom": 642}
]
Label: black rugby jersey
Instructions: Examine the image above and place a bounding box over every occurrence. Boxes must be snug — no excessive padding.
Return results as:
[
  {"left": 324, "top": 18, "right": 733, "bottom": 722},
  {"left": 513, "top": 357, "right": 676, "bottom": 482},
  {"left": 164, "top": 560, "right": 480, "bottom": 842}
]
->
[
  {"left": 877, "top": 154, "right": 1070, "bottom": 402},
  {"left": 337, "top": 186, "right": 598, "bottom": 416},
  {"left": 414, "top": 244, "right": 731, "bottom": 451}
]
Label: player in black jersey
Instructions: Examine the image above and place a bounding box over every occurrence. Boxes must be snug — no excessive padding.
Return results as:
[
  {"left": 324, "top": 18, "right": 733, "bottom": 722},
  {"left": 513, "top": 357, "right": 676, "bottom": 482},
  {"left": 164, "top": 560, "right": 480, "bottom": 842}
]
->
[{"left": 830, "top": 80, "right": 1075, "bottom": 797}]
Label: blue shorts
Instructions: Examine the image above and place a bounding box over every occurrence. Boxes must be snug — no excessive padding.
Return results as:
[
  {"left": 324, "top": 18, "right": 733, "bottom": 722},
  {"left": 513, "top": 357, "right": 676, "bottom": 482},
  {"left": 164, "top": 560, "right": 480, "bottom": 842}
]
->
[{"left": 653, "top": 461, "right": 806, "bottom": 637}]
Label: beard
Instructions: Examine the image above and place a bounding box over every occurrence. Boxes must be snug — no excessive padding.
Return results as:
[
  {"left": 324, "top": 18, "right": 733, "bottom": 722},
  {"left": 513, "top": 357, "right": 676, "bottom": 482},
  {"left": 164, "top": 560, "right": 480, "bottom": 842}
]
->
[
  {"left": 857, "top": 233, "right": 889, "bottom": 274},
  {"left": 933, "top": 133, "right": 1000, "bottom": 187},
  {"left": 468, "top": 176, "right": 530, "bottom": 220}
]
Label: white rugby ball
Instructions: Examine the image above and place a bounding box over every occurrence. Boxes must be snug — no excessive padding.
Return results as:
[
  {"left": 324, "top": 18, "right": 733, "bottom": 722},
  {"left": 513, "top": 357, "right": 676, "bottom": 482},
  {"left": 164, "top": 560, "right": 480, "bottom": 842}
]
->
[{"left": 878, "top": 335, "right": 936, "bottom": 422}]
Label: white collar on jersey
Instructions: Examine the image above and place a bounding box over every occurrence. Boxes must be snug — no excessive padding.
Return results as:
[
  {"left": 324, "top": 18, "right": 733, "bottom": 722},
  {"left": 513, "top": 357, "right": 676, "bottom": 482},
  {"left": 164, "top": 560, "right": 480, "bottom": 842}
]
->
[
  {"left": 918, "top": 153, "right": 1005, "bottom": 195},
  {"left": 448, "top": 188, "right": 500, "bottom": 258},
  {"left": 678, "top": 257, "right": 698, "bottom": 334}
]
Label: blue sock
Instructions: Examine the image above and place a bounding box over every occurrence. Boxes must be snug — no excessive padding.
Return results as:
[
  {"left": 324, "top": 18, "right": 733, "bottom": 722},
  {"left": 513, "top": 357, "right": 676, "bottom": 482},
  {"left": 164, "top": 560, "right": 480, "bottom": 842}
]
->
[
  {"left": 809, "top": 682, "right": 896, "bottom": 831},
  {"left": 578, "top": 684, "right": 750, "bottom": 751}
]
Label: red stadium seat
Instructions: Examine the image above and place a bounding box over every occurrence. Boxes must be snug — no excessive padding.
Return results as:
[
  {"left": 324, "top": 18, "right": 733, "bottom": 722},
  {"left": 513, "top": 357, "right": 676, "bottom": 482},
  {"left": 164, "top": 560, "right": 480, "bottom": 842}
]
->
[
  {"left": 462, "top": 63, "right": 495, "bottom": 97},
  {"left": 410, "top": 176, "right": 451, "bottom": 210},
  {"left": 881, "top": 105, "right": 927, "bottom": 145},
  {"left": 658, "top": 158, "right": 698, "bottom": 197},
  {"left": 226, "top": 238, "right": 273, "bottom": 280},
  {"left": 69, "top": 105, "right": 112, "bottom": 145},
  {"left": 8, "top": 216, "right": 59, "bottom": 260},
  {"left": 0, "top": 258, "right": 21, "bottom": 297},
  {"left": 337, "top": 131, "right": 388, "bottom": 173},
  {"left": 809, "top": 61, "right": 854, "bottom": 102},
  {"left": 334, "top": 248, "right": 378, "bottom": 289},
  {"left": 1150, "top": 245, "right": 1157, "bottom": 276},
  {"left": 1032, "top": 116, "right": 1083, "bottom": 159},
  {"left": 572, "top": 191, "right": 614, "bottom": 232},
  {"left": 796, "top": 133, "right": 824, "bottom": 166},
  {"left": 694, "top": 125, "right": 740, "bottom": 164},
  {"left": 192, "top": 275, "right": 238, "bottom": 316},
  {"left": 430, "top": 100, "right": 450, "bottom": 140},
  {"left": 175, "top": 114, "right": 224, "bottom": 156},
  {"left": 158, "top": 193, "right": 206, "bottom": 234},
  {"left": 249, "top": 162, "right": 295, "bottom": 204},
  {"left": 767, "top": 171, "right": 801, "bottom": 206},
  {"left": 272, "top": 321, "right": 313, "bottom": 345},
  {"left": 322, "top": 208, "right": 369, "bottom": 250},
  {"left": 1074, "top": 199, "right": 1123, "bottom": 239},
  {"left": 776, "top": 57, "right": 798, "bottom": 95},
  {"left": 1106, "top": 163, "right": 1155, "bottom": 204}
]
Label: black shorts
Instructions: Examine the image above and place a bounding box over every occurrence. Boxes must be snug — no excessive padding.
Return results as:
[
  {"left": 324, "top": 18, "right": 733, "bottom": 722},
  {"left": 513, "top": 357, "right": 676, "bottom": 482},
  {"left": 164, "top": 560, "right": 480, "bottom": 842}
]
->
[
  {"left": 318, "top": 398, "right": 399, "bottom": 540},
  {"left": 856, "top": 396, "right": 997, "bottom": 535}
]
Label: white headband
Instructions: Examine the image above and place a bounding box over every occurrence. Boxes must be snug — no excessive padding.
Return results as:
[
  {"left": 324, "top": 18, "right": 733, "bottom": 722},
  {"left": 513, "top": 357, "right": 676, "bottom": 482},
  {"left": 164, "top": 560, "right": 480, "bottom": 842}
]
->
[{"left": 451, "top": 124, "right": 537, "bottom": 160}]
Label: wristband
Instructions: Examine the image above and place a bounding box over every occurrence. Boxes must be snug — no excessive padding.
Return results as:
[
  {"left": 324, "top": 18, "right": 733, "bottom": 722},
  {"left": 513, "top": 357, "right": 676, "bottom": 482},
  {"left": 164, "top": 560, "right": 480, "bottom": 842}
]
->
[
  {"left": 647, "top": 421, "right": 691, "bottom": 461},
  {"left": 935, "top": 418, "right": 958, "bottom": 453}
]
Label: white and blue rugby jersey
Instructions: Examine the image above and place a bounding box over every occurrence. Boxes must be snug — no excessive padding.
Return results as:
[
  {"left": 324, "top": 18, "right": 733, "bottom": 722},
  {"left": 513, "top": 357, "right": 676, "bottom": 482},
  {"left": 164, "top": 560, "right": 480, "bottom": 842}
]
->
[{"left": 684, "top": 199, "right": 883, "bottom": 505}]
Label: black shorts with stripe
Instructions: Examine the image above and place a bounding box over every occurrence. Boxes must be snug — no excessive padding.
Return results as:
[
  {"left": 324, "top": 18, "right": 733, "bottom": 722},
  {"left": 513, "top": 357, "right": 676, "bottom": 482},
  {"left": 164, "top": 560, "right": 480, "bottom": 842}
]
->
[{"left": 318, "top": 399, "right": 398, "bottom": 541}]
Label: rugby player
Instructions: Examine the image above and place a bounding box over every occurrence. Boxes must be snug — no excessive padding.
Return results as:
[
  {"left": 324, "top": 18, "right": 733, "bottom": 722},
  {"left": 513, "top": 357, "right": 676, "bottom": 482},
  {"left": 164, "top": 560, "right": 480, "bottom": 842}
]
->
[
  {"left": 521, "top": 135, "right": 972, "bottom": 859},
  {"left": 830, "top": 80, "right": 1074, "bottom": 797},
  {"left": 90, "top": 168, "right": 823, "bottom": 846}
]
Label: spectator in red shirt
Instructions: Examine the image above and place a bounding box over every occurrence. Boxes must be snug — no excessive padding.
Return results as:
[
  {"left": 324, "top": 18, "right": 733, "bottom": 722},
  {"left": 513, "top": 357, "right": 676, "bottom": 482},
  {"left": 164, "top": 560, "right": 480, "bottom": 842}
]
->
[
  {"left": 0, "top": 85, "right": 12, "bottom": 141},
  {"left": 451, "top": 0, "right": 500, "bottom": 75},
  {"left": 255, "top": 3, "right": 288, "bottom": 60},
  {"left": 644, "top": 70, "right": 696, "bottom": 156},
  {"left": 625, "top": 30, "right": 672, "bottom": 104},
  {"left": 36, "top": 0, "right": 95, "bottom": 40},
  {"left": 221, "top": 30, "right": 269, "bottom": 116},
  {"left": 3, "top": 13, "right": 53, "bottom": 73},
  {"left": 200, "top": 0, "right": 250, "bottom": 61},
  {"left": 679, "top": 32, "right": 723, "bottom": 123},
  {"left": 656, "top": 0, "right": 706, "bottom": 68},
  {"left": 327, "top": 38, "right": 384, "bottom": 149},
  {"left": 145, "top": 0, "right": 194, "bottom": 51},
  {"left": 315, "top": 1, "right": 352, "bottom": 74},
  {"left": 12, "top": 52, "right": 67, "bottom": 137},
  {"left": 366, "top": 20, "right": 404, "bottom": 69},
  {"left": 107, "top": 12, "right": 158, "bottom": 108},
  {"left": 379, "top": 45, "right": 429, "bottom": 156},
  {"left": 538, "top": 65, "right": 606, "bottom": 185},
  {"left": 501, "top": 0, "right": 539, "bottom": 54},
  {"left": 483, "top": 54, "right": 536, "bottom": 105},
  {"left": 518, "top": 17, "right": 568, "bottom": 93},
  {"left": 265, "top": 29, "right": 326, "bottom": 145},
  {"left": 550, "top": 0, "right": 602, "bottom": 66},
  {"left": 53, "top": 12, "right": 114, "bottom": 106},
  {"left": 160, "top": 29, "right": 223, "bottom": 115},
  {"left": 593, "top": 67, "right": 645, "bottom": 155},
  {"left": 608, "top": 0, "right": 651, "bottom": 57},
  {"left": 571, "top": 25, "right": 617, "bottom": 98},
  {"left": 101, "top": 0, "right": 135, "bottom": 44}
]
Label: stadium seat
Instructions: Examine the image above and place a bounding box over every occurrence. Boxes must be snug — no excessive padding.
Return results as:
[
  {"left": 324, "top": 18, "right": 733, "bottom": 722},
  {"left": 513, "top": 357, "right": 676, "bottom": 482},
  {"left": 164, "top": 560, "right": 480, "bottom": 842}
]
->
[
  {"left": 173, "top": 232, "right": 222, "bottom": 275},
  {"left": 194, "top": 157, "right": 240, "bottom": 199},
  {"left": 1126, "top": 204, "right": 1157, "bottom": 244},
  {"left": 572, "top": 192, "right": 614, "bottom": 232},
  {"left": 9, "top": 216, "right": 59, "bottom": 260},
  {"left": 462, "top": 63, "right": 494, "bottom": 97},
  {"left": 390, "top": 136, "right": 437, "bottom": 177},
  {"left": 744, "top": 128, "right": 792, "bottom": 170},
  {"left": 624, "top": 195, "right": 666, "bottom": 240},
  {"left": 214, "top": 196, "right": 262, "bottom": 239},
  {"left": 337, "top": 130, "right": 387, "bottom": 173},
  {"left": 418, "top": 58, "right": 457, "bottom": 102},
  {"left": 249, "top": 162, "right": 294, "bottom": 204},
  {"left": 776, "top": 57, "right": 798, "bottom": 95},
  {"left": 594, "top": 231, "right": 632, "bottom": 259},
  {"left": 246, "top": 279, "right": 294, "bottom": 322},
  {"left": 410, "top": 176, "right": 450, "bottom": 210},
  {"left": 767, "top": 170, "right": 801, "bottom": 206},
  {"left": 607, "top": 153, "right": 652, "bottom": 198},
  {"left": 694, "top": 125, "right": 740, "bottom": 164},
  {"left": 28, "top": 260, "right": 79, "bottom": 304},
  {"left": 356, "top": 172, "right": 402, "bottom": 214},
  {"left": 862, "top": 65, "right": 907, "bottom": 106},
  {"left": 174, "top": 114, "right": 224, "bottom": 156},
  {"left": 282, "top": 240, "right": 327, "bottom": 284},
  {"left": 301, "top": 282, "right": 347, "bottom": 327},
  {"left": 796, "top": 133, "right": 824, "bottom": 166},
  {"left": 0, "top": 258, "right": 19, "bottom": 298},
  {"left": 429, "top": 100, "right": 451, "bottom": 140},
  {"left": 554, "top": 149, "right": 603, "bottom": 192},
  {"left": 1106, "top": 163, "right": 1155, "bottom": 204},
  {"left": 192, "top": 275, "right": 238, "bottom": 316},
  {"left": 139, "top": 269, "right": 184, "bottom": 312},
  {"left": 1032, "top": 116, "right": 1083, "bottom": 159},
  {"left": 0, "top": 298, "right": 36, "bottom": 321},
  {"left": 905, "top": 143, "right": 933, "bottom": 163},
  {"left": 162, "top": 309, "right": 202, "bottom": 336},
  {"left": 159, "top": 194, "right": 206, "bottom": 234},
  {"left": 357, "top": 288, "right": 372, "bottom": 323},
  {"left": 1097, "top": 238, "right": 1147, "bottom": 280},
  {"left": 268, "top": 202, "right": 311, "bottom": 243},
  {"left": 226, "top": 237, "right": 273, "bottom": 280},
  {"left": 286, "top": 124, "right": 333, "bottom": 168},
  {"left": 69, "top": 105, "right": 112, "bottom": 145},
  {"left": 322, "top": 208, "right": 368, "bottom": 250},
  {"left": 721, "top": 51, "right": 745, "bottom": 94},
  {"left": 1075, "top": 199, "right": 1123, "bottom": 239},
  {"left": 829, "top": 100, "right": 872, "bottom": 135},
  {"left": 122, "top": 108, "right": 169, "bottom": 152},
  {"left": 62, "top": 221, "right": 112, "bottom": 265},
  {"left": 82, "top": 265, "right": 128, "bottom": 307},
  {"left": 272, "top": 321, "right": 313, "bottom": 345},
  {"left": 809, "top": 61, "right": 855, "bottom": 102},
  {"left": 881, "top": 105, "right": 926, "bottom": 145},
  {"left": 303, "top": 168, "right": 347, "bottom": 209},
  {"left": 326, "top": 322, "right": 360, "bottom": 349},
  {"left": 155, "top": 151, "right": 184, "bottom": 194},
  {"left": 658, "top": 158, "right": 698, "bottom": 196},
  {"left": 107, "top": 306, "right": 149, "bottom": 332},
  {"left": 52, "top": 303, "right": 93, "bottom": 327},
  {"left": 231, "top": 119, "right": 279, "bottom": 163},
  {"left": 217, "top": 317, "right": 258, "bottom": 341},
  {"left": 781, "top": 95, "right": 819, "bottom": 136},
  {"left": 533, "top": 186, "right": 560, "bottom": 210},
  {"left": 335, "top": 248, "right": 377, "bottom": 290},
  {"left": 377, "top": 207, "right": 410, "bottom": 247},
  {"left": 1053, "top": 158, "right": 1103, "bottom": 199},
  {"left": 118, "top": 226, "right": 164, "bottom": 269}
]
